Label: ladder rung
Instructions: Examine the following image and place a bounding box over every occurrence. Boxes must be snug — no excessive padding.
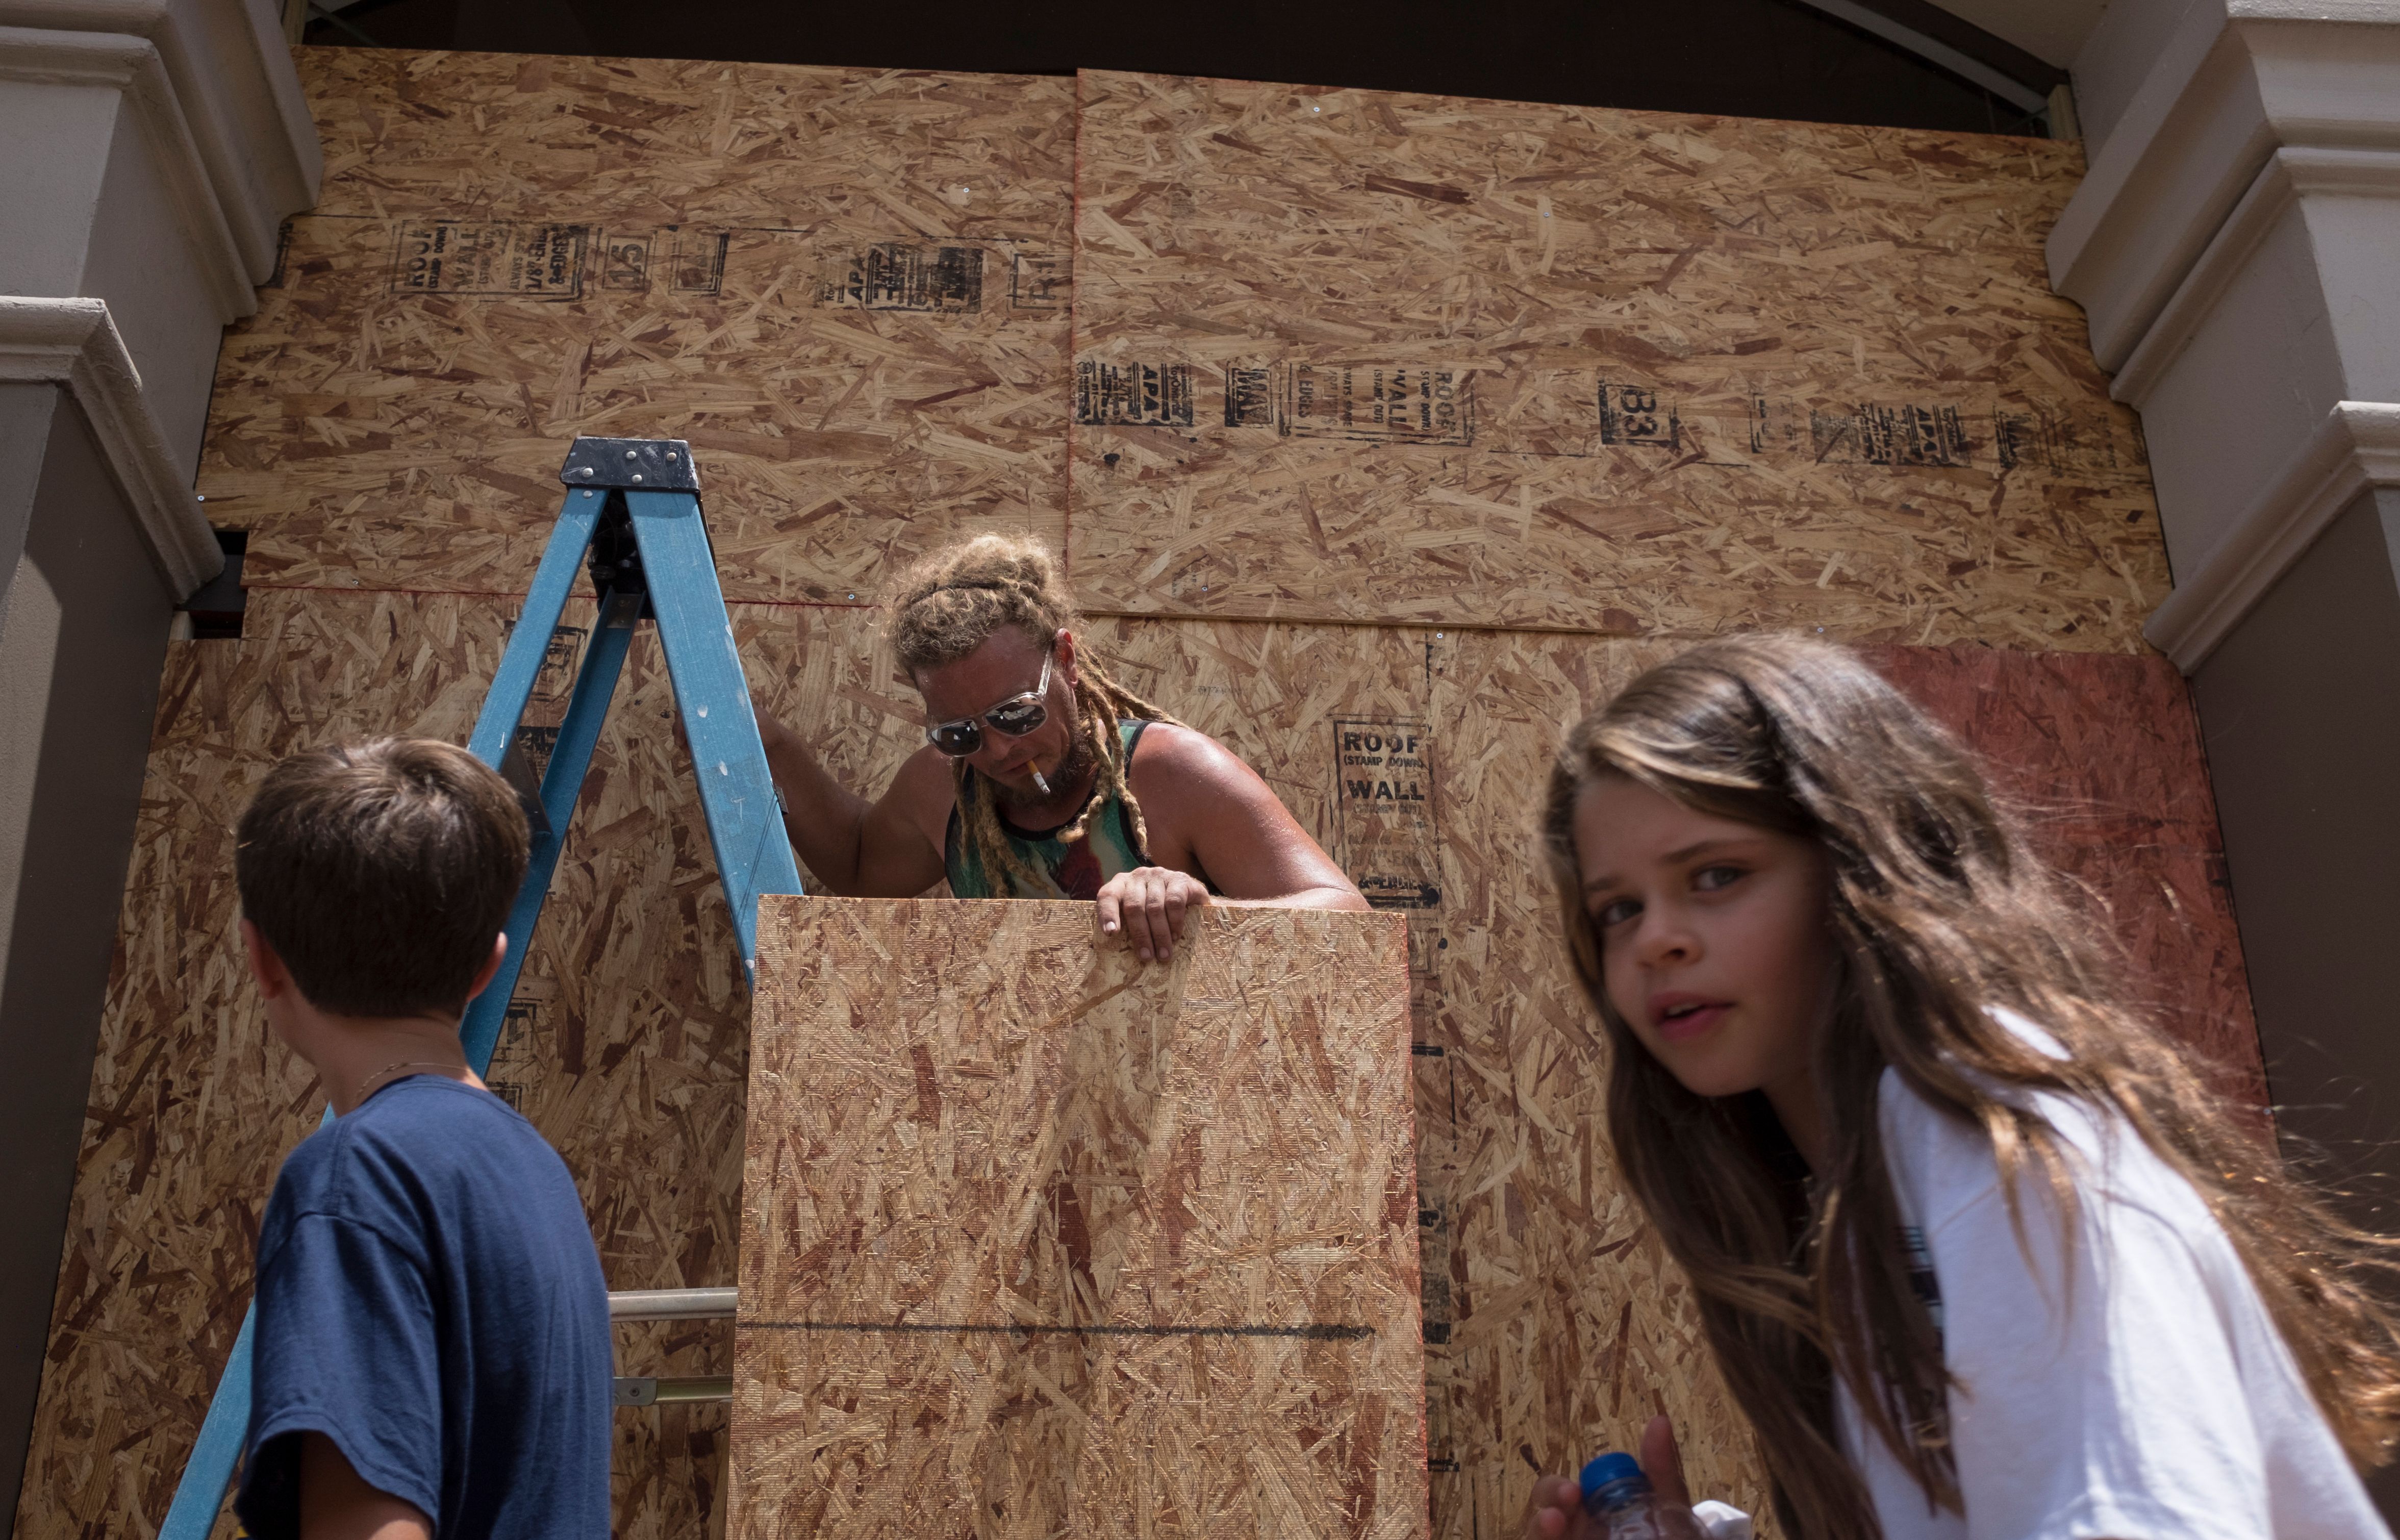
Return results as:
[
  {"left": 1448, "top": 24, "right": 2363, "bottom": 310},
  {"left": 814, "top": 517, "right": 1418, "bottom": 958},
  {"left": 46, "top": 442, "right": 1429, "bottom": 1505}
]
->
[
  {"left": 608, "top": 1286, "right": 737, "bottom": 1321},
  {"left": 613, "top": 1375, "right": 732, "bottom": 1406}
]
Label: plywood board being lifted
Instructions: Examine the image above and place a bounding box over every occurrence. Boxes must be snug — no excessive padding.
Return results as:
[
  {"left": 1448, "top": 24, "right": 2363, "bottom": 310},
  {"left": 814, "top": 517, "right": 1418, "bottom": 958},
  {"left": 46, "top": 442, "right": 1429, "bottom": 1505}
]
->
[
  {"left": 732, "top": 897, "right": 1426, "bottom": 1540},
  {"left": 199, "top": 48, "right": 1073, "bottom": 603},
  {"left": 1067, "top": 70, "right": 2167, "bottom": 649}
]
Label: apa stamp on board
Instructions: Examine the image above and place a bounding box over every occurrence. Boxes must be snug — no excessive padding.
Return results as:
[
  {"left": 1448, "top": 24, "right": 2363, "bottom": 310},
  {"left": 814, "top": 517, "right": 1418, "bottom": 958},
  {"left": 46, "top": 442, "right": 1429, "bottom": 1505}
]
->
[
  {"left": 819, "top": 242, "right": 982, "bottom": 311},
  {"left": 1858, "top": 402, "right": 1972, "bottom": 467},
  {"left": 389, "top": 222, "right": 589, "bottom": 298},
  {"left": 1076, "top": 361, "right": 1196, "bottom": 426},
  {"left": 1815, "top": 402, "right": 1973, "bottom": 466}
]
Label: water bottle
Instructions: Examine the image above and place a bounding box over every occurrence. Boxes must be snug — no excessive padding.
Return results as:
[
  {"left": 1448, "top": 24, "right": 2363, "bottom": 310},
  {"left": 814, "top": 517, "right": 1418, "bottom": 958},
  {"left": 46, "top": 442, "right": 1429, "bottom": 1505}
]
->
[{"left": 1579, "top": 1452, "right": 1705, "bottom": 1540}]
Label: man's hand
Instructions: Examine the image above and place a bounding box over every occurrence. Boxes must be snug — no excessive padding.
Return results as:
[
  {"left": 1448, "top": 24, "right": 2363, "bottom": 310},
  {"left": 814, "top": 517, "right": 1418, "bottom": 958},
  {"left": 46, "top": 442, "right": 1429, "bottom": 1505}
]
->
[
  {"left": 1096, "top": 866, "right": 1208, "bottom": 962},
  {"left": 1525, "top": 1415, "right": 1691, "bottom": 1540}
]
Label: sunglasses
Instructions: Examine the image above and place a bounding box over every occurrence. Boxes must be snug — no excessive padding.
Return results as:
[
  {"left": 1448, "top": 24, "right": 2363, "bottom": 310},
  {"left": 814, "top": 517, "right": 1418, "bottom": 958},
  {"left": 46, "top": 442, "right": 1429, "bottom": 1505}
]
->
[{"left": 924, "top": 650, "right": 1053, "bottom": 757}]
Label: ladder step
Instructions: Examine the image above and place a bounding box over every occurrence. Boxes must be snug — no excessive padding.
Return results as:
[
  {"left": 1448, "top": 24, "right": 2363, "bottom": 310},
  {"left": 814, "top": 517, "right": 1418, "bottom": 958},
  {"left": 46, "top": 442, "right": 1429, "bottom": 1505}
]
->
[
  {"left": 608, "top": 1286, "right": 738, "bottom": 1321},
  {"left": 613, "top": 1375, "right": 733, "bottom": 1406}
]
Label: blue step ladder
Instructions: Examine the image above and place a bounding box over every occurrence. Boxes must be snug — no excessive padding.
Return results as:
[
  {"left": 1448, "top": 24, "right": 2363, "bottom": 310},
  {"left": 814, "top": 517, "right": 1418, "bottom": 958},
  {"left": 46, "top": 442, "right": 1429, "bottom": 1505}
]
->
[{"left": 159, "top": 437, "right": 804, "bottom": 1537}]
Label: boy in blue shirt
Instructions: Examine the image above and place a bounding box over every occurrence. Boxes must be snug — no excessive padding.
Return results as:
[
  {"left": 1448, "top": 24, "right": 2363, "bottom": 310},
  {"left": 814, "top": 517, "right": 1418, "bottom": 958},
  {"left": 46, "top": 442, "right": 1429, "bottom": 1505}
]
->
[{"left": 231, "top": 738, "right": 612, "bottom": 1539}]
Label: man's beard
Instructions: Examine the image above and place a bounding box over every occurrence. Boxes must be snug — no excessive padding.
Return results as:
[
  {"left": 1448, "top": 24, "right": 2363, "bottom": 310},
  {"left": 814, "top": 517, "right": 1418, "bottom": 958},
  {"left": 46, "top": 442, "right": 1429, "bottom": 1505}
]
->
[{"left": 991, "top": 731, "right": 1095, "bottom": 810}]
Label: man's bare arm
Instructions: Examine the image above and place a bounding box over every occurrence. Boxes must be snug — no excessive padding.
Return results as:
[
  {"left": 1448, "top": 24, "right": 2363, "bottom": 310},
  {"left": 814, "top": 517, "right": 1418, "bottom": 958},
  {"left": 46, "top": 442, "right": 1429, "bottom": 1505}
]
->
[
  {"left": 1097, "top": 724, "right": 1368, "bottom": 960},
  {"left": 755, "top": 704, "right": 948, "bottom": 897},
  {"left": 1144, "top": 725, "right": 1367, "bottom": 908},
  {"left": 298, "top": 1431, "right": 430, "bottom": 1540}
]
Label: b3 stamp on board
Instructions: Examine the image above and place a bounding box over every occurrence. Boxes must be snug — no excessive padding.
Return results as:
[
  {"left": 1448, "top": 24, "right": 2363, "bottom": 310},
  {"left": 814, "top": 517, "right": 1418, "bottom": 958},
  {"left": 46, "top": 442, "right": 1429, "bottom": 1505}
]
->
[{"left": 1597, "top": 380, "right": 1680, "bottom": 449}]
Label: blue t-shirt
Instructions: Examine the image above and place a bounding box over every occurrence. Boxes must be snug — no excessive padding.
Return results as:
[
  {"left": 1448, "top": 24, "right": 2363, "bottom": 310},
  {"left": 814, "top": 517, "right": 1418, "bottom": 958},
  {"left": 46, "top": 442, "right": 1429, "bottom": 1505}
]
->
[{"left": 235, "top": 1075, "right": 612, "bottom": 1539}]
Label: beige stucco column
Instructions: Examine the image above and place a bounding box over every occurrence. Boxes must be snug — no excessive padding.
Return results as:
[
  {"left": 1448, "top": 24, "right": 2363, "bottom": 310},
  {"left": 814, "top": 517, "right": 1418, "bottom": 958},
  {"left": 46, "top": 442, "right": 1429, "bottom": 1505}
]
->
[
  {"left": 0, "top": 4, "right": 316, "bottom": 1529},
  {"left": 2053, "top": 5, "right": 2400, "bottom": 1513}
]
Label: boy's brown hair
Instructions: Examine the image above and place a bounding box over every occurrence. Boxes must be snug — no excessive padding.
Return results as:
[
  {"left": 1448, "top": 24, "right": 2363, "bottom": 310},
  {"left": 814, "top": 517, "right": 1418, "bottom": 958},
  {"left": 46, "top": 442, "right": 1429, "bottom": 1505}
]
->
[{"left": 236, "top": 738, "right": 529, "bottom": 1018}]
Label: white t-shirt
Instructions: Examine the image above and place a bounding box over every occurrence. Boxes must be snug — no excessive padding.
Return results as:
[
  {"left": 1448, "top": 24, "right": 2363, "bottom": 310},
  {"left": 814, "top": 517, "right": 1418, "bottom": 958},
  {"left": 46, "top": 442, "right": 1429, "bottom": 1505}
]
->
[{"left": 1835, "top": 1011, "right": 2391, "bottom": 1540}]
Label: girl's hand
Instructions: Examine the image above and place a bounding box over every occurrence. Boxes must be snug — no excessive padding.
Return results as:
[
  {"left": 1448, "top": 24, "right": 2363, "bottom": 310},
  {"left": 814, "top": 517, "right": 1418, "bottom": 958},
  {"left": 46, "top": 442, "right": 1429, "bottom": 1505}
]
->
[
  {"left": 1095, "top": 866, "right": 1208, "bottom": 962},
  {"left": 1639, "top": 1413, "right": 1692, "bottom": 1507},
  {"left": 1525, "top": 1473, "right": 1593, "bottom": 1540},
  {"left": 1524, "top": 1416, "right": 1691, "bottom": 1539}
]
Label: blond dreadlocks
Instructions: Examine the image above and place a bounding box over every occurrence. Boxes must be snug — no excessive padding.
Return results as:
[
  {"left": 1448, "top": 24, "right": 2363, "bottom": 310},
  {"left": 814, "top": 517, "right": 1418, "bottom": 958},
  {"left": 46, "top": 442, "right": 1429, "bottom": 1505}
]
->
[{"left": 888, "top": 534, "right": 1179, "bottom": 899}]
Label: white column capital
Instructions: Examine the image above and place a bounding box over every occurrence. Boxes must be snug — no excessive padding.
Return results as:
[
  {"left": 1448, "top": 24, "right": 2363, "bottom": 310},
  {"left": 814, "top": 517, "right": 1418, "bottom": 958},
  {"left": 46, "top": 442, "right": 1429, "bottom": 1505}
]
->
[
  {"left": 0, "top": 24, "right": 256, "bottom": 321},
  {"left": 0, "top": 295, "right": 221, "bottom": 600},
  {"left": 2145, "top": 400, "right": 2400, "bottom": 672},
  {"left": 2049, "top": 11, "right": 2400, "bottom": 374},
  {"left": 0, "top": 0, "right": 319, "bottom": 287},
  {"left": 2112, "top": 145, "right": 2400, "bottom": 407}
]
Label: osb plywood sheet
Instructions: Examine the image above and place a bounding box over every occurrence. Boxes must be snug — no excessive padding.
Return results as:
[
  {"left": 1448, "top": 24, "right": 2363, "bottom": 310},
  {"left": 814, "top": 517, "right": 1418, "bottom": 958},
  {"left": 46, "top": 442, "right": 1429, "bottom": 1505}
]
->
[
  {"left": 301, "top": 48, "right": 1066, "bottom": 228},
  {"left": 1067, "top": 70, "right": 2167, "bottom": 649},
  {"left": 731, "top": 898, "right": 1425, "bottom": 1539},
  {"left": 197, "top": 49, "right": 1072, "bottom": 602},
  {"left": 1867, "top": 644, "right": 2264, "bottom": 1109}
]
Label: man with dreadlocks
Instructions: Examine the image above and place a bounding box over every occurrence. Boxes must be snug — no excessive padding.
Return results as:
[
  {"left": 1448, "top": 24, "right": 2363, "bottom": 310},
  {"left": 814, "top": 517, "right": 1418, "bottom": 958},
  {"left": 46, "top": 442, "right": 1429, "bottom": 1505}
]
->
[{"left": 753, "top": 534, "right": 1367, "bottom": 963}]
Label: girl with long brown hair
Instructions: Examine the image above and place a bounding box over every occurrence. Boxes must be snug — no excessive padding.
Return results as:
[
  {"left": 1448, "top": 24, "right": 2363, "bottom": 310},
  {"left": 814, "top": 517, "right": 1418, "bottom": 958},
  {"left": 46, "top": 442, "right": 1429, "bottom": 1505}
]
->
[{"left": 1526, "top": 634, "right": 2400, "bottom": 1539}]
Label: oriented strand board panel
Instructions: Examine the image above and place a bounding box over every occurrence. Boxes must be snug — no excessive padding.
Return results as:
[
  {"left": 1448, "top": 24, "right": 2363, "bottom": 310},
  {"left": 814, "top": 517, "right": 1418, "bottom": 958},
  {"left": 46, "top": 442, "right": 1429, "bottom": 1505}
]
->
[
  {"left": 733, "top": 897, "right": 1426, "bottom": 1540},
  {"left": 198, "top": 49, "right": 1073, "bottom": 602},
  {"left": 302, "top": 49, "right": 1065, "bottom": 226},
  {"left": 1868, "top": 644, "right": 2265, "bottom": 1110},
  {"left": 1067, "top": 71, "right": 2167, "bottom": 648}
]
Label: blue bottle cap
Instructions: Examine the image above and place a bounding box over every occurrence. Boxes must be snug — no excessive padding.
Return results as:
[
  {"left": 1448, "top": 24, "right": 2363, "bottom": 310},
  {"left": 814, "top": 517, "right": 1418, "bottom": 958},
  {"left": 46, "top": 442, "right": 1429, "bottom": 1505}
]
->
[{"left": 1580, "top": 1452, "right": 1645, "bottom": 1505}]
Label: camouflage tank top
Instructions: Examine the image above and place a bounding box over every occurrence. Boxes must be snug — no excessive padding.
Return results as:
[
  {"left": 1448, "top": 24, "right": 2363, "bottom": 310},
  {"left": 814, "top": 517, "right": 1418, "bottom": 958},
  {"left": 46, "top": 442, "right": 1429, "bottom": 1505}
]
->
[{"left": 944, "top": 720, "right": 1154, "bottom": 900}]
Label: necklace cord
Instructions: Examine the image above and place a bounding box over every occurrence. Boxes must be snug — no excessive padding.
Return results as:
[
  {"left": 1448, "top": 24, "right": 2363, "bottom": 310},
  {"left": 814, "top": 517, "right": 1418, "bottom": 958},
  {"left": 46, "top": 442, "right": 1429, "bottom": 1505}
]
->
[{"left": 355, "top": 1058, "right": 468, "bottom": 1103}]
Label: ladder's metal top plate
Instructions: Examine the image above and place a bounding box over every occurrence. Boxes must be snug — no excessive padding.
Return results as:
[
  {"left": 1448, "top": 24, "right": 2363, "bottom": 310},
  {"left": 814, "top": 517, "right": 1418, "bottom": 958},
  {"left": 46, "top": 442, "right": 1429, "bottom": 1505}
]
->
[{"left": 559, "top": 437, "right": 701, "bottom": 492}]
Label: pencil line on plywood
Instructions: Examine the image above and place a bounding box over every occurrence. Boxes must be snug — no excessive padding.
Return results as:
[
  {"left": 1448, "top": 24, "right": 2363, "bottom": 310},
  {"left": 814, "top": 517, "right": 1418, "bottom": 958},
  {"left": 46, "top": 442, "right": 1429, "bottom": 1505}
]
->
[{"left": 744, "top": 1320, "right": 1377, "bottom": 1340}]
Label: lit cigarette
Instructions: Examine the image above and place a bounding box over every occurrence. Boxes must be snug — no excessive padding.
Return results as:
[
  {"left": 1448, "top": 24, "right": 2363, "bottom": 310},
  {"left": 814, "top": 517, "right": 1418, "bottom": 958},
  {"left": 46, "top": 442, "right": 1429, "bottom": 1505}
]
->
[{"left": 1031, "top": 768, "right": 1052, "bottom": 795}]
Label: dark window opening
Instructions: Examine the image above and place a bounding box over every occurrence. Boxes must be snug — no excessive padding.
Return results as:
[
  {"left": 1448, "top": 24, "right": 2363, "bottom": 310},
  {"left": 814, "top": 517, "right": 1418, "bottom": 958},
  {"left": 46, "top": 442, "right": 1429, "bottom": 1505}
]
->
[{"left": 178, "top": 528, "right": 248, "bottom": 641}]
